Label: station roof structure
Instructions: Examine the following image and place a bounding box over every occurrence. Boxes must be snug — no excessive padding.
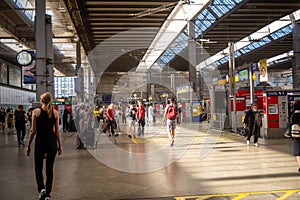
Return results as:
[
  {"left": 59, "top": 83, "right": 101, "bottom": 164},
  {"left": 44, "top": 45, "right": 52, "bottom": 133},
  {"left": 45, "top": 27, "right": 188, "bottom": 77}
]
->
[{"left": 0, "top": 0, "right": 299, "bottom": 75}]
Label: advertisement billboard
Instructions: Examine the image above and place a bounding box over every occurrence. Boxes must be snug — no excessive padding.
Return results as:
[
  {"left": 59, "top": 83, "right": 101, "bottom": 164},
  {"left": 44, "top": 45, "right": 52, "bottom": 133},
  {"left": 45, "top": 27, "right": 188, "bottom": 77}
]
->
[{"left": 0, "top": 63, "right": 7, "bottom": 84}]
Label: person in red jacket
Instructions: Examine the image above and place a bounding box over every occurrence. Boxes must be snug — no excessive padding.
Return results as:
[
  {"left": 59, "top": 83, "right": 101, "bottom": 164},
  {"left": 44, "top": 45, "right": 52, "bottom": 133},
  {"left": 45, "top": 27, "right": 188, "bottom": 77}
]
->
[
  {"left": 106, "top": 103, "right": 118, "bottom": 137},
  {"left": 136, "top": 100, "right": 146, "bottom": 136}
]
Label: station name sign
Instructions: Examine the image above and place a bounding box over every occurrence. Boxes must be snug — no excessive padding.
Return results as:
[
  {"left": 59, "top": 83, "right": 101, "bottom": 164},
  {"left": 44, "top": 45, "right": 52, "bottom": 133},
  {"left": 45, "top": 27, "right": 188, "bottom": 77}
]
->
[{"left": 266, "top": 91, "right": 287, "bottom": 96}]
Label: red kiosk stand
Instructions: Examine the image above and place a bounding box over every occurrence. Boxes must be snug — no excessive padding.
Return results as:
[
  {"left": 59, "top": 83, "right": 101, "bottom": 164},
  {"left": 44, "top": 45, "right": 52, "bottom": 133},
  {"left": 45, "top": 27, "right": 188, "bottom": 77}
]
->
[{"left": 262, "top": 90, "right": 288, "bottom": 138}]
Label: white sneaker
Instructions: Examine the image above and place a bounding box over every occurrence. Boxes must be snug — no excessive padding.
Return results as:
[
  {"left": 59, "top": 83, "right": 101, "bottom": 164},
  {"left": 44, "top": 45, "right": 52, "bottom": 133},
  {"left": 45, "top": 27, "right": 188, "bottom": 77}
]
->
[
  {"left": 39, "top": 189, "right": 46, "bottom": 200},
  {"left": 254, "top": 143, "right": 259, "bottom": 147},
  {"left": 246, "top": 140, "right": 250, "bottom": 145}
]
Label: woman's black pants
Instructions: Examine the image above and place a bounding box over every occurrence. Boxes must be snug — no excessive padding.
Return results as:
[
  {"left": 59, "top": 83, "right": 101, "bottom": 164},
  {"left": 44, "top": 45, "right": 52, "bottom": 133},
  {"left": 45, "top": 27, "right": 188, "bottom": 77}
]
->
[{"left": 34, "top": 143, "right": 57, "bottom": 196}]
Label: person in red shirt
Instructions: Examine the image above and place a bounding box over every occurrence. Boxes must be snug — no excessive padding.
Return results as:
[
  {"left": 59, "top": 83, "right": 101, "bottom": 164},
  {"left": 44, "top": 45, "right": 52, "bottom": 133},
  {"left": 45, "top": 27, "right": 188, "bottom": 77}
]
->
[
  {"left": 136, "top": 100, "right": 146, "bottom": 136},
  {"left": 106, "top": 103, "right": 118, "bottom": 137}
]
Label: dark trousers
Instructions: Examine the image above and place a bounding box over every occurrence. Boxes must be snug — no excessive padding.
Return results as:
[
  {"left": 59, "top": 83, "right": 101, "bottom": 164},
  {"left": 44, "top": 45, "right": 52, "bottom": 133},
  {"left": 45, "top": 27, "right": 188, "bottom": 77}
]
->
[
  {"left": 247, "top": 126, "right": 259, "bottom": 143},
  {"left": 63, "top": 120, "right": 69, "bottom": 131},
  {"left": 138, "top": 118, "right": 145, "bottom": 135},
  {"left": 16, "top": 124, "right": 26, "bottom": 144},
  {"left": 107, "top": 120, "right": 115, "bottom": 134},
  {"left": 34, "top": 141, "right": 57, "bottom": 196}
]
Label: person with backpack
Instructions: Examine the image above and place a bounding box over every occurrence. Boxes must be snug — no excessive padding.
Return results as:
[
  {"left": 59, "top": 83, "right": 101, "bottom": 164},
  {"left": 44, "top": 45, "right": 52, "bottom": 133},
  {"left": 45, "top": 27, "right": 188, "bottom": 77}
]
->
[
  {"left": 14, "top": 105, "right": 28, "bottom": 147},
  {"left": 163, "top": 98, "right": 178, "bottom": 147}
]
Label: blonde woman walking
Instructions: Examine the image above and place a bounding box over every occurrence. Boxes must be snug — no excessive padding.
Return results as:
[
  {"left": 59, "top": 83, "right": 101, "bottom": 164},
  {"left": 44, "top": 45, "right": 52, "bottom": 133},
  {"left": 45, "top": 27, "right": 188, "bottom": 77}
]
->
[{"left": 26, "top": 92, "right": 62, "bottom": 200}]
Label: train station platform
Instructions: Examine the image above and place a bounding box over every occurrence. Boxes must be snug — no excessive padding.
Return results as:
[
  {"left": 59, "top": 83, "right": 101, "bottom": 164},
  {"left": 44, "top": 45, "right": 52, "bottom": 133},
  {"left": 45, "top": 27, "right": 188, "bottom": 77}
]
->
[{"left": 1, "top": 121, "right": 300, "bottom": 200}]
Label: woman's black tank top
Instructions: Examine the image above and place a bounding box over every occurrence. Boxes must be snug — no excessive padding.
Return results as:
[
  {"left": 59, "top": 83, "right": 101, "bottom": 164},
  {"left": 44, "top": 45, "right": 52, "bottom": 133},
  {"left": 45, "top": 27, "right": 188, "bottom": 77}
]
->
[{"left": 36, "top": 107, "right": 56, "bottom": 140}]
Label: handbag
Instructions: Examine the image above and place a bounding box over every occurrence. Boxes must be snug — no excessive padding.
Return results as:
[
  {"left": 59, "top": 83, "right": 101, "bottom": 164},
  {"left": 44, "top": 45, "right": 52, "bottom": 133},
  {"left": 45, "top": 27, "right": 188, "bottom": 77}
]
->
[
  {"left": 240, "top": 127, "right": 248, "bottom": 137},
  {"left": 291, "top": 124, "right": 300, "bottom": 138},
  {"left": 101, "top": 123, "right": 108, "bottom": 133}
]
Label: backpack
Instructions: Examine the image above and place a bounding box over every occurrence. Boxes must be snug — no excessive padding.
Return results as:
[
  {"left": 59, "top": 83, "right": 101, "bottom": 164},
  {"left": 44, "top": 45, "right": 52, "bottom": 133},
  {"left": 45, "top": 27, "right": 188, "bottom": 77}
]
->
[
  {"left": 167, "top": 104, "right": 177, "bottom": 120},
  {"left": 130, "top": 108, "right": 136, "bottom": 120},
  {"left": 15, "top": 111, "right": 26, "bottom": 123}
]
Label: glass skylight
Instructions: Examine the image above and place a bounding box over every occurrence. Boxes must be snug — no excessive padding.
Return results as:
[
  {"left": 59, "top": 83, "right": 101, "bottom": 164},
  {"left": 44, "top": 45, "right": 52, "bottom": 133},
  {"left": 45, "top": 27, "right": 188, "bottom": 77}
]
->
[
  {"left": 154, "top": 0, "right": 246, "bottom": 68},
  {"left": 270, "top": 24, "right": 293, "bottom": 40},
  {"left": 198, "top": 9, "right": 300, "bottom": 70},
  {"left": 137, "top": 0, "right": 213, "bottom": 70},
  {"left": 9, "top": 0, "right": 35, "bottom": 21}
]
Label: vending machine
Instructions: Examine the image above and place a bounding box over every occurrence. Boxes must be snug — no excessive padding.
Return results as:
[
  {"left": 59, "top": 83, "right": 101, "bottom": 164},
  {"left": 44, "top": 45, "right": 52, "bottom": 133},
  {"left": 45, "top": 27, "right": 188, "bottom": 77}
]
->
[{"left": 262, "top": 90, "right": 288, "bottom": 138}]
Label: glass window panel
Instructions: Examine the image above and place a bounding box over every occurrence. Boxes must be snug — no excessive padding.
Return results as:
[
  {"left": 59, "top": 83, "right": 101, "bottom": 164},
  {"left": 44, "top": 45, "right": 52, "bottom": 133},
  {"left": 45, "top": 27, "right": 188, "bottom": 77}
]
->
[
  {"left": 16, "top": 0, "right": 27, "bottom": 8},
  {"left": 234, "top": 0, "right": 244, "bottom": 3},
  {"left": 234, "top": 51, "right": 241, "bottom": 58},
  {"left": 183, "top": 28, "right": 188, "bottom": 35},
  {"left": 210, "top": 6, "right": 224, "bottom": 17},
  {"left": 223, "top": 0, "right": 235, "bottom": 6},
  {"left": 252, "top": 42, "right": 260, "bottom": 48},
  {"left": 218, "top": 5, "right": 230, "bottom": 13}
]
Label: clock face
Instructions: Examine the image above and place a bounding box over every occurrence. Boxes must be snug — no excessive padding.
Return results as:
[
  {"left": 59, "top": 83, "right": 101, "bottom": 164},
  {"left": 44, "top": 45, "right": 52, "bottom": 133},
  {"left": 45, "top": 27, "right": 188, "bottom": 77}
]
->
[{"left": 16, "top": 50, "right": 33, "bottom": 66}]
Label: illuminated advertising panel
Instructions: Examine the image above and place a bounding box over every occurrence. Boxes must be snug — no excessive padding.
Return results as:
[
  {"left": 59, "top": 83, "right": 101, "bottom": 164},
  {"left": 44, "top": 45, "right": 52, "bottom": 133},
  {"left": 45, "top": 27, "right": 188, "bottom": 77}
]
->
[
  {"left": 238, "top": 69, "right": 248, "bottom": 81},
  {"left": 8, "top": 65, "right": 21, "bottom": 87}
]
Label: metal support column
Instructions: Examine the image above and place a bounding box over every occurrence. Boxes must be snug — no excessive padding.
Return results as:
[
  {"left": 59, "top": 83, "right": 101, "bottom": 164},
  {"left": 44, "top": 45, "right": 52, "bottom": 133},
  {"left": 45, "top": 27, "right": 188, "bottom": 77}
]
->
[
  {"left": 249, "top": 65, "right": 255, "bottom": 104},
  {"left": 76, "top": 41, "right": 84, "bottom": 102},
  {"left": 293, "top": 20, "right": 300, "bottom": 89},
  {"left": 228, "top": 42, "right": 237, "bottom": 132},
  {"left": 35, "top": 0, "right": 46, "bottom": 101},
  {"left": 87, "top": 64, "right": 93, "bottom": 104},
  {"left": 188, "top": 20, "right": 197, "bottom": 100},
  {"left": 45, "top": 14, "right": 54, "bottom": 97}
]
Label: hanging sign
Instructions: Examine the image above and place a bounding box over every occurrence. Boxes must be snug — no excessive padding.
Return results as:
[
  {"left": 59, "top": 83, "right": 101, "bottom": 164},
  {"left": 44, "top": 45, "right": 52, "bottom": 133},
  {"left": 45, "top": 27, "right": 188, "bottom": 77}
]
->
[{"left": 259, "top": 59, "right": 268, "bottom": 82}]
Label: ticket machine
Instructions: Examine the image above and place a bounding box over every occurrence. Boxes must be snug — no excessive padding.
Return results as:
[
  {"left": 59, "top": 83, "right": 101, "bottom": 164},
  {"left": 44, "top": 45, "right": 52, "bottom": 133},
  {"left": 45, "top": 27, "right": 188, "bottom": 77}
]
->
[{"left": 262, "top": 90, "right": 288, "bottom": 138}]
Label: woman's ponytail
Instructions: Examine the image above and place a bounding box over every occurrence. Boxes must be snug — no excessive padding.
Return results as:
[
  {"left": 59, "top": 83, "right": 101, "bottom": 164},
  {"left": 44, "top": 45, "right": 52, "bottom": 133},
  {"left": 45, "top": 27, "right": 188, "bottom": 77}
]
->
[
  {"left": 40, "top": 92, "right": 53, "bottom": 118},
  {"left": 47, "top": 102, "right": 53, "bottom": 118}
]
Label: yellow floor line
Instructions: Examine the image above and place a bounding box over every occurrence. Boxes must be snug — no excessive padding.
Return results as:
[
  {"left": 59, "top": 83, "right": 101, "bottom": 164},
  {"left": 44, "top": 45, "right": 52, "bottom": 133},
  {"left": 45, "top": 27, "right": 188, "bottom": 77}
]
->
[
  {"left": 232, "top": 193, "right": 250, "bottom": 200},
  {"left": 175, "top": 190, "right": 300, "bottom": 200},
  {"left": 277, "top": 190, "right": 300, "bottom": 200},
  {"left": 131, "top": 137, "right": 138, "bottom": 144}
]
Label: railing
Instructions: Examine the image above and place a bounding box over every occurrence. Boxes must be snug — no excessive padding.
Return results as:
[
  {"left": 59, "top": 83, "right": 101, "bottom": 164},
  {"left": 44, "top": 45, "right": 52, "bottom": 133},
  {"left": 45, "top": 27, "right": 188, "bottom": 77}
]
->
[{"left": 208, "top": 113, "right": 226, "bottom": 131}]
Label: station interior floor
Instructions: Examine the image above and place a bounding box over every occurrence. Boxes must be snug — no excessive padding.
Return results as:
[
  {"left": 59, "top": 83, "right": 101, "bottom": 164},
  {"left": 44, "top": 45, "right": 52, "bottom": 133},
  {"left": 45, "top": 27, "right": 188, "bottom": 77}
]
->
[{"left": 1, "top": 119, "right": 300, "bottom": 200}]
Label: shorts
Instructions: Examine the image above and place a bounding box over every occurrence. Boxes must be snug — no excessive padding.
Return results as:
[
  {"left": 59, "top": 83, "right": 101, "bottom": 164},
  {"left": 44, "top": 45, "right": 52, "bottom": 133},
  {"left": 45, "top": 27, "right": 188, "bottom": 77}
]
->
[
  {"left": 292, "top": 138, "right": 300, "bottom": 156},
  {"left": 167, "top": 119, "right": 176, "bottom": 131}
]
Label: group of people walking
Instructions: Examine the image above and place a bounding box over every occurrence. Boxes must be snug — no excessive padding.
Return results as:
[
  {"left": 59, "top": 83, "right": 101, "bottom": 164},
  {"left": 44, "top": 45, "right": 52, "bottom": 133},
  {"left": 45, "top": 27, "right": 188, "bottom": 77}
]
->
[
  {"left": 93, "top": 101, "right": 158, "bottom": 139},
  {"left": 6, "top": 92, "right": 300, "bottom": 200}
]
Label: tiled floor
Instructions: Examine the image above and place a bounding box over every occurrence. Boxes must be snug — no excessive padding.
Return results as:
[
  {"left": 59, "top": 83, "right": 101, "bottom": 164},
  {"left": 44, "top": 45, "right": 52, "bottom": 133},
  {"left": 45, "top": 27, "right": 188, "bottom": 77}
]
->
[{"left": 0, "top": 122, "right": 299, "bottom": 200}]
